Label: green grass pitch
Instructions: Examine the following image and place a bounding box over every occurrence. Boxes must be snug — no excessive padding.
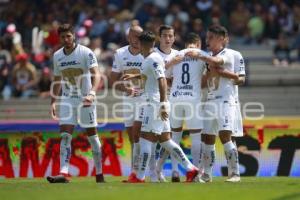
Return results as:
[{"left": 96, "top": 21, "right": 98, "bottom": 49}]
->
[{"left": 0, "top": 177, "right": 299, "bottom": 200}]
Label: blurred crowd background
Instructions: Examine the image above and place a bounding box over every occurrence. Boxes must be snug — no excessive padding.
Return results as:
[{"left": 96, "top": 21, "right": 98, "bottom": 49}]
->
[{"left": 1, "top": 0, "right": 300, "bottom": 100}]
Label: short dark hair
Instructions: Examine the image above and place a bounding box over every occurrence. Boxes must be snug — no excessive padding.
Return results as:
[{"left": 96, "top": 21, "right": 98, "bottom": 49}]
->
[
  {"left": 139, "top": 31, "right": 156, "bottom": 43},
  {"left": 208, "top": 25, "right": 228, "bottom": 37},
  {"left": 158, "top": 25, "right": 174, "bottom": 37},
  {"left": 57, "top": 24, "right": 74, "bottom": 35},
  {"left": 185, "top": 32, "right": 201, "bottom": 45}
]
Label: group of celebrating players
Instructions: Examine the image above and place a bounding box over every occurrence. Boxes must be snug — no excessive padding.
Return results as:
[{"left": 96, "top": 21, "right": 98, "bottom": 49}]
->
[{"left": 46, "top": 22, "right": 245, "bottom": 184}]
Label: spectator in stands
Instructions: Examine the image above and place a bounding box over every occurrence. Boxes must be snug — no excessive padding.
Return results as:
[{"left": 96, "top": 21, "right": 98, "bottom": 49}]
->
[
  {"left": 273, "top": 34, "right": 291, "bottom": 67},
  {"left": 247, "top": 3, "right": 265, "bottom": 44},
  {"left": 37, "top": 67, "right": 52, "bottom": 99},
  {"left": 0, "top": 41, "right": 12, "bottom": 100},
  {"left": 11, "top": 53, "right": 37, "bottom": 99},
  {"left": 229, "top": 1, "right": 250, "bottom": 39}
]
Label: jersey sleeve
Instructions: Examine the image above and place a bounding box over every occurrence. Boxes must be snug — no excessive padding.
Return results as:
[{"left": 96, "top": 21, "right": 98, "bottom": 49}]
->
[
  {"left": 234, "top": 52, "right": 246, "bottom": 76},
  {"left": 52, "top": 53, "right": 61, "bottom": 76},
  {"left": 86, "top": 49, "right": 98, "bottom": 69},
  {"left": 111, "top": 51, "right": 122, "bottom": 73},
  {"left": 150, "top": 56, "right": 165, "bottom": 80}
]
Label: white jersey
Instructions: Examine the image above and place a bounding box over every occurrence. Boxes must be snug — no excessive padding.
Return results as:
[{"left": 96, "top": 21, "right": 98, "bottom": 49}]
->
[
  {"left": 154, "top": 47, "right": 178, "bottom": 77},
  {"left": 169, "top": 48, "right": 207, "bottom": 101},
  {"left": 53, "top": 44, "right": 98, "bottom": 97},
  {"left": 112, "top": 45, "right": 144, "bottom": 95},
  {"left": 232, "top": 50, "right": 246, "bottom": 102},
  {"left": 207, "top": 48, "right": 235, "bottom": 102},
  {"left": 141, "top": 52, "right": 165, "bottom": 102}
]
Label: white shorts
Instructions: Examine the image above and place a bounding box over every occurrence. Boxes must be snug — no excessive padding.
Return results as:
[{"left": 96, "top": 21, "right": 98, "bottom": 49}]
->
[
  {"left": 232, "top": 102, "right": 243, "bottom": 137},
  {"left": 122, "top": 96, "right": 144, "bottom": 127},
  {"left": 59, "top": 98, "right": 97, "bottom": 128},
  {"left": 169, "top": 99, "right": 203, "bottom": 130},
  {"left": 203, "top": 99, "right": 235, "bottom": 135},
  {"left": 141, "top": 101, "right": 171, "bottom": 135}
]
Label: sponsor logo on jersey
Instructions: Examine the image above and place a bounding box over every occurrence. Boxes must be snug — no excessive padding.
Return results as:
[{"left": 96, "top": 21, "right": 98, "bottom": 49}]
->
[
  {"left": 126, "top": 62, "right": 142, "bottom": 67},
  {"left": 172, "top": 91, "right": 193, "bottom": 97},
  {"left": 60, "top": 61, "right": 80, "bottom": 67}
]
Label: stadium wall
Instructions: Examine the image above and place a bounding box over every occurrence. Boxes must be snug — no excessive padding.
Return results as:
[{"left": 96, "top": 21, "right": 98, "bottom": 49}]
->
[{"left": 0, "top": 121, "right": 300, "bottom": 178}]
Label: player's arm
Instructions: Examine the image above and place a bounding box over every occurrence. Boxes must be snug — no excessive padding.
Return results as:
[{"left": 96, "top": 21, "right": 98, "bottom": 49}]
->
[
  {"left": 213, "top": 66, "right": 239, "bottom": 81},
  {"left": 50, "top": 75, "right": 61, "bottom": 120},
  {"left": 158, "top": 77, "right": 169, "bottom": 121},
  {"left": 185, "top": 50, "right": 224, "bottom": 66},
  {"left": 83, "top": 66, "right": 101, "bottom": 107},
  {"left": 165, "top": 55, "right": 184, "bottom": 69}
]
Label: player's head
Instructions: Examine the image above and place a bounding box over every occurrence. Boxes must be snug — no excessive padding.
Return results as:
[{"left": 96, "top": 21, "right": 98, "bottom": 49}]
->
[
  {"left": 206, "top": 25, "right": 228, "bottom": 52},
  {"left": 128, "top": 25, "right": 143, "bottom": 50},
  {"left": 185, "top": 32, "right": 201, "bottom": 49},
  {"left": 139, "top": 31, "right": 156, "bottom": 51},
  {"left": 158, "top": 25, "right": 175, "bottom": 49},
  {"left": 57, "top": 23, "right": 75, "bottom": 49}
]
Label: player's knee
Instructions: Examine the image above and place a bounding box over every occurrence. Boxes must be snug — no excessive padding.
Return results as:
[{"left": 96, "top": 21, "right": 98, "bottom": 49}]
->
[{"left": 219, "top": 130, "right": 232, "bottom": 144}]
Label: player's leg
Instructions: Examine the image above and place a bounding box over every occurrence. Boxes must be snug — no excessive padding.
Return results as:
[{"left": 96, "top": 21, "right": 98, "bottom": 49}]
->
[
  {"left": 200, "top": 133, "right": 215, "bottom": 183},
  {"left": 199, "top": 102, "right": 217, "bottom": 183},
  {"left": 157, "top": 132, "right": 199, "bottom": 182},
  {"left": 131, "top": 120, "right": 142, "bottom": 174},
  {"left": 134, "top": 132, "right": 156, "bottom": 182},
  {"left": 123, "top": 99, "right": 135, "bottom": 170},
  {"left": 218, "top": 102, "right": 240, "bottom": 182},
  {"left": 168, "top": 103, "right": 184, "bottom": 182},
  {"left": 186, "top": 100, "right": 203, "bottom": 169},
  {"left": 228, "top": 102, "right": 243, "bottom": 177},
  {"left": 47, "top": 103, "right": 76, "bottom": 183},
  {"left": 80, "top": 104, "right": 104, "bottom": 183}
]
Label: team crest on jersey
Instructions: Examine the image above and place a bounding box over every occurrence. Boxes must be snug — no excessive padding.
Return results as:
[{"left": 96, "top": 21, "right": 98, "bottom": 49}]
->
[
  {"left": 88, "top": 53, "right": 96, "bottom": 65},
  {"left": 240, "top": 59, "right": 244, "bottom": 64},
  {"left": 153, "top": 62, "right": 158, "bottom": 68}
]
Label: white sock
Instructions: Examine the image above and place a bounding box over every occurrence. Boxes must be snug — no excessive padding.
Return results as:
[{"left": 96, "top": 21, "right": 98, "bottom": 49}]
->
[
  {"left": 60, "top": 132, "right": 72, "bottom": 174},
  {"left": 171, "top": 131, "right": 182, "bottom": 172},
  {"left": 156, "top": 147, "right": 169, "bottom": 172},
  {"left": 224, "top": 141, "right": 240, "bottom": 176},
  {"left": 149, "top": 142, "right": 157, "bottom": 175},
  {"left": 132, "top": 142, "right": 140, "bottom": 173},
  {"left": 88, "top": 134, "right": 102, "bottom": 175},
  {"left": 203, "top": 144, "right": 215, "bottom": 177},
  {"left": 190, "top": 133, "right": 201, "bottom": 167},
  {"left": 137, "top": 138, "right": 152, "bottom": 180},
  {"left": 199, "top": 141, "right": 204, "bottom": 172},
  {"left": 160, "top": 139, "right": 194, "bottom": 171}
]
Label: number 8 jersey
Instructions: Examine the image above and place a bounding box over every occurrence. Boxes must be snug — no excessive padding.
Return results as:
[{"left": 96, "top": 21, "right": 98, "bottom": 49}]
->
[
  {"left": 169, "top": 48, "right": 207, "bottom": 101},
  {"left": 53, "top": 44, "right": 98, "bottom": 97}
]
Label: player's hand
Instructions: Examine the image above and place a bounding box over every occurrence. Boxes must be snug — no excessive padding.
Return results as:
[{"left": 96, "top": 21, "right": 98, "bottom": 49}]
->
[
  {"left": 125, "top": 87, "right": 140, "bottom": 97},
  {"left": 83, "top": 94, "right": 95, "bottom": 107},
  {"left": 170, "top": 55, "right": 184, "bottom": 65},
  {"left": 185, "top": 50, "right": 200, "bottom": 59},
  {"left": 50, "top": 102, "right": 58, "bottom": 120},
  {"left": 159, "top": 102, "right": 170, "bottom": 121}
]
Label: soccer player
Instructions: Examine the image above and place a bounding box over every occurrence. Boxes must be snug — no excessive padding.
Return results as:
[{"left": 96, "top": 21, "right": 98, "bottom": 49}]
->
[
  {"left": 154, "top": 25, "right": 182, "bottom": 182},
  {"left": 157, "top": 33, "right": 207, "bottom": 182},
  {"left": 228, "top": 50, "right": 246, "bottom": 177},
  {"left": 123, "top": 31, "right": 199, "bottom": 183},
  {"left": 47, "top": 24, "right": 104, "bottom": 183},
  {"left": 109, "top": 25, "right": 145, "bottom": 181},
  {"left": 186, "top": 25, "right": 241, "bottom": 183}
]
